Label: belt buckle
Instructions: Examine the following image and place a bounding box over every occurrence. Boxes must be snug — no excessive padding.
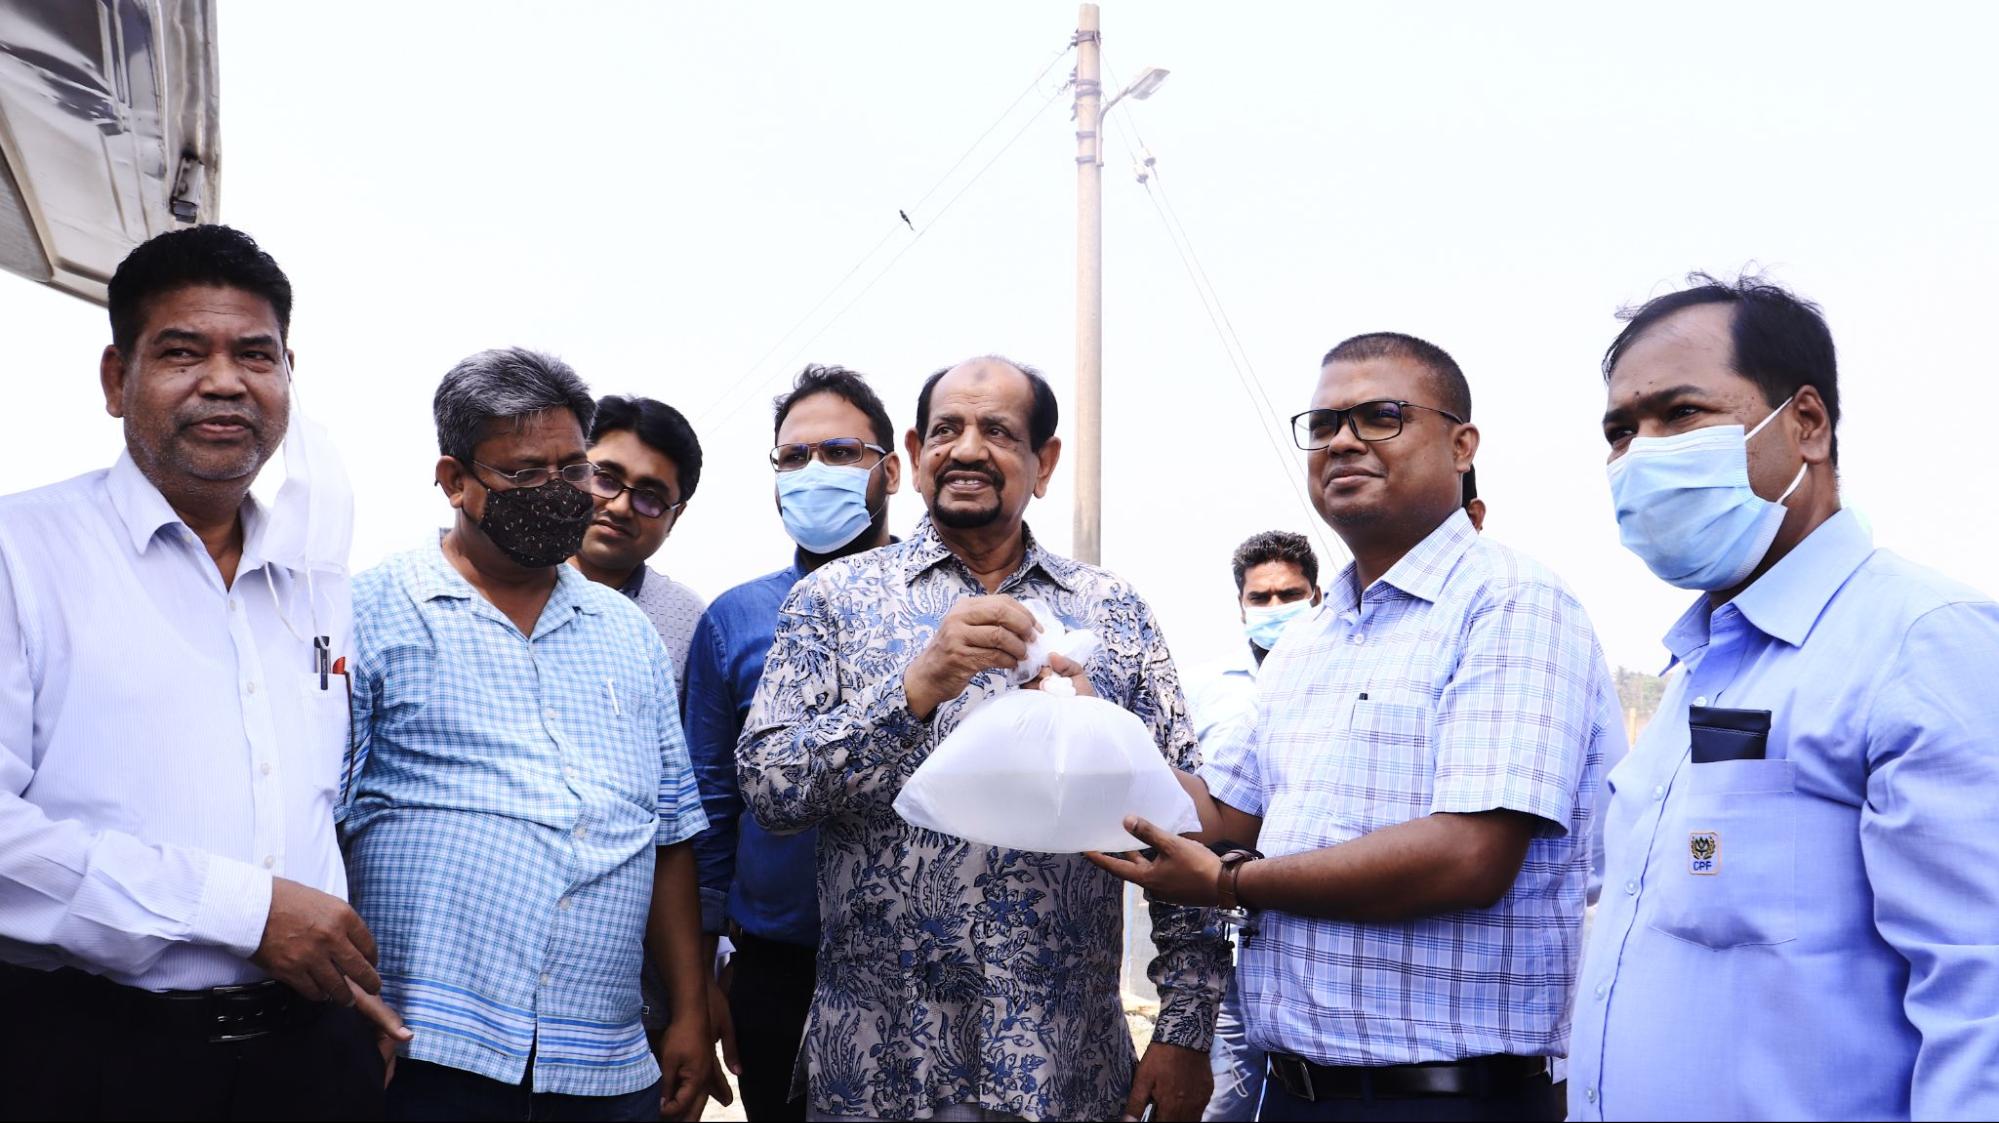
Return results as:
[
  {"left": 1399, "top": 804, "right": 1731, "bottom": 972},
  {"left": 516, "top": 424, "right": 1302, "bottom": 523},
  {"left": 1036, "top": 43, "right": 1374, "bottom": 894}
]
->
[{"left": 206, "top": 983, "right": 283, "bottom": 1044}]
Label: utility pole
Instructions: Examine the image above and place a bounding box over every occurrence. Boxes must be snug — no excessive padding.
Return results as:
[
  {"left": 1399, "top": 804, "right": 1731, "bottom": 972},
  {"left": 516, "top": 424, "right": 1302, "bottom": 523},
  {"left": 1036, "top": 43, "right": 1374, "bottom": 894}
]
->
[{"left": 1072, "top": 2, "right": 1103, "bottom": 565}]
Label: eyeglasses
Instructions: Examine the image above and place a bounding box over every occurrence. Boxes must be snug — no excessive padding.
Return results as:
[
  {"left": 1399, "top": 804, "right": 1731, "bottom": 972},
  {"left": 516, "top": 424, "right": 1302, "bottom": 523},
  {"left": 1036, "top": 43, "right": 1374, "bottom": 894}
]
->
[
  {"left": 1290, "top": 400, "right": 1466, "bottom": 450},
  {"left": 467, "top": 459, "right": 603, "bottom": 491},
  {"left": 595, "top": 475, "right": 683, "bottom": 521},
  {"left": 769, "top": 437, "right": 888, "bottom": 473}
]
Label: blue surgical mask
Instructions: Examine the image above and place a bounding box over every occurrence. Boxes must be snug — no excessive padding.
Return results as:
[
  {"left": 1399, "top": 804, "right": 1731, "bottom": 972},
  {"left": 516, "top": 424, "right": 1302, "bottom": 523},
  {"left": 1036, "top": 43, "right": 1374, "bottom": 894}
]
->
[
  {"left": 1243, "top": 598, "right": 1314, "bottom": 651},
  {"left": 1607, "top": 397, "right": 1808, "bottom": 591},
  {"left": 777, "top": 459, "right": 879, "bottom": 555}
]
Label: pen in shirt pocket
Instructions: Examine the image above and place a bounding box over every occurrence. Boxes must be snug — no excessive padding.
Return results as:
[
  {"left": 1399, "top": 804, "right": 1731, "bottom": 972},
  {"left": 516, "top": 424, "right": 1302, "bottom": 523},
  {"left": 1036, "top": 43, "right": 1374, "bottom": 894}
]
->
[{"left": 605, "top": 678, "right": 621, "bottom": 716}]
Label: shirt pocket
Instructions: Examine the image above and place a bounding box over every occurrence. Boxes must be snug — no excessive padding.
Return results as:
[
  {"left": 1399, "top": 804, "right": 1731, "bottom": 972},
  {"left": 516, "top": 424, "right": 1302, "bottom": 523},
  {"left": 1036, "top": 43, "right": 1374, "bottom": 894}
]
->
[
  {"left": 1338, "top": 691, "right": 1436, "bottom": 818},
  {"left": 299, "top": 672, "right": 352, "bottom": 799},
  {"left": 1646, "top": 758, "right": 1797, "bottom": 948}
]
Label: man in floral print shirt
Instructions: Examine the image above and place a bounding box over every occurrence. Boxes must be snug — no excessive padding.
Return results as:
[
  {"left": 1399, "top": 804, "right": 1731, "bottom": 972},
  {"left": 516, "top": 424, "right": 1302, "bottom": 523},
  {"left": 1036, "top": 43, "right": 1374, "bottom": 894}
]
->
[{"left": 740, "top": 356, "right": 1226, "bottom": 1123}]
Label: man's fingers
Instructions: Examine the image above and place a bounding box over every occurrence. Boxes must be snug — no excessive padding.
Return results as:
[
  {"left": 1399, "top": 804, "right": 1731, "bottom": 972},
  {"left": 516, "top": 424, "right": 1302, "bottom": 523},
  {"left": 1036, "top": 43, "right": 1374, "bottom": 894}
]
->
[
  {"left": 659, "top": 1076, "right": 697, "bottom": 1120},
  {"left": 1122, "top": 815, "right": 1173, "bottom": 849},
  {"left": 705, "top": 1063, "right": 735, "bottom": 1106},
  {"left": 350, "top": 980, "right": 413, "bottom": 1041},
  {"left": 332, "top": 941, "right": 383, "bottom": 996},
  {"left": 964, "top": 624, "right": 1028, "bottom": 664},
  {"left": 959, "top": 596, "right": 1039, "bottom": 641},
  {"left": 1085, "top": 850, "right": 1148, "bottom": 882},
  {"left": 344, "top": 909, "right": 380, "bottom": 965},
  {"left": 288, "top": 961, "right": 333, "bottom": 1003}
]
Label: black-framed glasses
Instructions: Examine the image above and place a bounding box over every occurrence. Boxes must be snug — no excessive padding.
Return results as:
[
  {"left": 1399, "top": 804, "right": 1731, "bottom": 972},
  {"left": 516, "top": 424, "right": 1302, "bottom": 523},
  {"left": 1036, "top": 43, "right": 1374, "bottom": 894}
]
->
[
  {"left": 468, "top": 459, "right": 602, "bottom": 491},
  {"left": 769, "top": 437, "right": 888, "bottom": 473},
  {"left": 1290, "top": 400, "right": 1466, "bottom": 450},
  {"left": 594, "top": 474, "right": 684, "bottom": 521}
]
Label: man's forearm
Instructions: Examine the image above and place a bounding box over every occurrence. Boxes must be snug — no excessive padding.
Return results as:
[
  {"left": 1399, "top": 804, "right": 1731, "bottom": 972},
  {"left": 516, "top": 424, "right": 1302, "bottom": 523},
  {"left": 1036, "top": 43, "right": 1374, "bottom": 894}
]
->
[
  {"left": 648, "top": 843, "right": 711, "bottom": 1026},
  {"left": 1235, "top": 810, "right": 1538, "bottom": 922}
]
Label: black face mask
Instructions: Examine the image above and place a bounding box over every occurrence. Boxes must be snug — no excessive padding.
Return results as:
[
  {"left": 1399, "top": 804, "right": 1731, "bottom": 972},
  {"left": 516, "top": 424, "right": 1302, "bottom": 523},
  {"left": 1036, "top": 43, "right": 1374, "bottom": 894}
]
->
[{"left": 475, "top": 478, "right": 595, "bottom": 568}]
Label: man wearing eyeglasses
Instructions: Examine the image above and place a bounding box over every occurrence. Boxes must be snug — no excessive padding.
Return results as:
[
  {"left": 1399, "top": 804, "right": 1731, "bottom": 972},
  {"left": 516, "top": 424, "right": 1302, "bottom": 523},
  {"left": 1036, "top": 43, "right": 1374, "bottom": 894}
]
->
[
  {"left": 683, "top": 364, "right": 902, "bottom": 1121},
  {"left": 342, "top": 349, "right": 720, "bottom": 1121},
  {"left": 572, "top": 395, "right": 707, "bottom": 707},
  {"left": 1090, "top": 333, "right": 1619, "bottom": 1122}
]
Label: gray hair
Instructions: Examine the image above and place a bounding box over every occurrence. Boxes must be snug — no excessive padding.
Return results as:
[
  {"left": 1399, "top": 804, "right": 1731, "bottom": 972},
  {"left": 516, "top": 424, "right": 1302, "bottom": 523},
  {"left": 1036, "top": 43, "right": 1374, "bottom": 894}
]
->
[{"left": 433, "top": 347, "right": 596, "bottom": 461}]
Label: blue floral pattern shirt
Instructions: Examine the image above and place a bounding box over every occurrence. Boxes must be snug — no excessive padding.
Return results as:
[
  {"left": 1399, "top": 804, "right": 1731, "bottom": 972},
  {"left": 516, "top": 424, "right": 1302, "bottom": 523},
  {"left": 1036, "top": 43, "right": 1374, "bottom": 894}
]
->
[{"left": 739, "top": 518, "right": 1226, "bottom": 1122}]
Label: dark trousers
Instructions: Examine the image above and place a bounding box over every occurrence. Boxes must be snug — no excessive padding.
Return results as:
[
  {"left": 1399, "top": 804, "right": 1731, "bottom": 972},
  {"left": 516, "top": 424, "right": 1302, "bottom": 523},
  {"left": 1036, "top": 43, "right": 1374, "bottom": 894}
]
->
[
  {"left": 384, "top": 1059, "right": 661, "bottom": 1122},
  {"left": 1258, "top": 1072, "right": 1563, "bottom": 1122},
  {"left": 0, "top": 966, "right": 385, "bottom": 1121},
  {"left": 728, "top": 930, "right": 818, "bottom": 1122}
]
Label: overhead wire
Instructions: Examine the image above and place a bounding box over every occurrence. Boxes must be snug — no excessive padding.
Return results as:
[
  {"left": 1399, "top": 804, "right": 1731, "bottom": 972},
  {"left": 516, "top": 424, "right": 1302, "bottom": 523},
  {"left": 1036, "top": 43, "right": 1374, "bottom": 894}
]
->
[
  {"left": 1101, "top": 56, "right": 1349, "bottom": 568},
  {"left": 697, "top": 42, "right": 1076, "bottom": 429}
]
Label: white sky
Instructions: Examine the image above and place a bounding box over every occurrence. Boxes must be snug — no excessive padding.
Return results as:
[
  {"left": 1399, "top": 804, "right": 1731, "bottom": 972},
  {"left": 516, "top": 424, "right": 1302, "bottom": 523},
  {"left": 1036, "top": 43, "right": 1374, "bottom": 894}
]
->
[{"left": 5, "top": 0, "right": 1996, "bottom": 676}]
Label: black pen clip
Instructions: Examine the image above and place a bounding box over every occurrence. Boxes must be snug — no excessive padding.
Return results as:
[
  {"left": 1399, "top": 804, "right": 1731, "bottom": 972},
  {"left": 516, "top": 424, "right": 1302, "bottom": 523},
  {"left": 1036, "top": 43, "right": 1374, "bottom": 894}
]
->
[{"left": 314, "top": 635, "right": 331, "bottom": 691}]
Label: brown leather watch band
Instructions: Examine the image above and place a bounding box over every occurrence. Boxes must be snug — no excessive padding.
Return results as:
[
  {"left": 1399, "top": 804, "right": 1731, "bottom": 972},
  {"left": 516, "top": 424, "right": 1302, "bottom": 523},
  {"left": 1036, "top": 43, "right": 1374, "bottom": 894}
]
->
[{"left": 1215, "top": 848, "right": 1258, "bottom": 911}]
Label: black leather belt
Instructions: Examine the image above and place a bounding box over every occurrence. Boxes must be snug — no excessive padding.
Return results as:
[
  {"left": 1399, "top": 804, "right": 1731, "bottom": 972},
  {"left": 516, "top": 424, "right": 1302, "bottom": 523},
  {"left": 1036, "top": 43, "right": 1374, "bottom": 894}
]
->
[
  {"left": 1, "top": 965, "right": 318, "bottom": 1044},
  {"left": 1267, "top": 1052, "right": 1548, "bottom": 1102}
]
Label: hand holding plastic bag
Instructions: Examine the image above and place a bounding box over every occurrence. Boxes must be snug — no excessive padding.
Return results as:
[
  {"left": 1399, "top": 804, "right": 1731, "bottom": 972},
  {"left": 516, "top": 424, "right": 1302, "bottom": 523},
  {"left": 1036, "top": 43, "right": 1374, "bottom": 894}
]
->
[{"left": 894, "top": 600, "right": 1201, "bottom": 853}]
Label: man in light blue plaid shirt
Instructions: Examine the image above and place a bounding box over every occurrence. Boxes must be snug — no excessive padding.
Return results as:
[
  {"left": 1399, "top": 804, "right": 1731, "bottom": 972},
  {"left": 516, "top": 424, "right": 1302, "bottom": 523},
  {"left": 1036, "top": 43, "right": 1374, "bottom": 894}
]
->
[
  {"left": 1093, "top": 333, "right": 1619, "bottom": 1122},
  {"left": 342, "top": 349, "right": 718, "bottom": 1122}
]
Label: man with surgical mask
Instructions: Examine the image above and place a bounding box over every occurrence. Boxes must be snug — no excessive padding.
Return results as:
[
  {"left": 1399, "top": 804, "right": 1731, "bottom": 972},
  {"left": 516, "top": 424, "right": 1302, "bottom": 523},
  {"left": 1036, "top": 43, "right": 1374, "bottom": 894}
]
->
[
  {"left": 342, "top": 349, "right": 719, "bottom": 1121},
  {"left": 1570, "top": 276, "right": 1999, "bottom": 1121},
  {"left": 0, "top": 225, "right": 408, "bottom": 1118},
  {"left": 683, "top": 364, "right": 900, "bottom": 1121},
  {"left": 1184, "top": 530, "right": 1321, "bottom": 1121}
]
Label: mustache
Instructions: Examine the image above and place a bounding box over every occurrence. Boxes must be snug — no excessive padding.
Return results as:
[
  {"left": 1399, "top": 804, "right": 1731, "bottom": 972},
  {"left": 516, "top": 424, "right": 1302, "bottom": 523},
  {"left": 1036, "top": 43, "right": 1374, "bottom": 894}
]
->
[
  {"left": 934, "top": 461, "right": 1003, "bottom": 489},
  {"left": 176, "top": 402, "right": 263, "bottom": 435}
]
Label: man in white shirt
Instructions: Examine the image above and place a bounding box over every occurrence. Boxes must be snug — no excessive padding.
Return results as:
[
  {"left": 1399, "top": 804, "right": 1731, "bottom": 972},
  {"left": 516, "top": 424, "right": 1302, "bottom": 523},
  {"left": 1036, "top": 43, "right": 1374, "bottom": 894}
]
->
[{"left": 0, "top": 225, "right": 407, "bottom": 1120}]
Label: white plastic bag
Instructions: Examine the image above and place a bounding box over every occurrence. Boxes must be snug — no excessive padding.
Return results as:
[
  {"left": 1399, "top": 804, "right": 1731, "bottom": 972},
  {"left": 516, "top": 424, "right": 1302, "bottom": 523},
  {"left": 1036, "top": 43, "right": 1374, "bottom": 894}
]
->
[{"left": 894, "top": 602, "right": 1201, "bottom": 853}]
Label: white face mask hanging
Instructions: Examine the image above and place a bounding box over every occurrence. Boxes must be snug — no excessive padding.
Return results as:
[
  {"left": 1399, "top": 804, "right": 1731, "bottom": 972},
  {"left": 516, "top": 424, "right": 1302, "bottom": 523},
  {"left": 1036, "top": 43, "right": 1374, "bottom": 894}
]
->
[{"left": 258, "top": 380, "right": 356, "bottom": 678}]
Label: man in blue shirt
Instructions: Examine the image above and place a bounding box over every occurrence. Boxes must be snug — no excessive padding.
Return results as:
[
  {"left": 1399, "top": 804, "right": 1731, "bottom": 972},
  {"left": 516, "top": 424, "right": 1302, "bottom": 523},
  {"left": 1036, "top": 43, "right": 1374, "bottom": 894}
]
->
[
  {"left": 684, "top": 364, "right": 901, "bottom": 1121},
  {"left": 344, "top": 348, "right": 717, "bottom": 1122},
  {"left": 1572, "top": 276, "right": 1999, "bottom": 1120},
  {"left": 1095, "top": 334, "right": 1617, "bottom": 1122}
]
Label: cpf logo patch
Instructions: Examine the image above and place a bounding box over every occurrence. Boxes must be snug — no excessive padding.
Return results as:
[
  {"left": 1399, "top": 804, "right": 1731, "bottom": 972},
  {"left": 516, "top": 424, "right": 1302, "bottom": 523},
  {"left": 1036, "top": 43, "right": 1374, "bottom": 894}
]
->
[{"left": 1689, "top": 831, "right": 1719, "bottom": 875}]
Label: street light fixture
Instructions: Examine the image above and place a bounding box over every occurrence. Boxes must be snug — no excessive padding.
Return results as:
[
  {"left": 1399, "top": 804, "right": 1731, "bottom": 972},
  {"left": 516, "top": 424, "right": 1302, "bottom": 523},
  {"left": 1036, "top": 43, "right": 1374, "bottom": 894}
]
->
[{"left": 1103, "top": 66, "right": 1169, "bottom": 117}]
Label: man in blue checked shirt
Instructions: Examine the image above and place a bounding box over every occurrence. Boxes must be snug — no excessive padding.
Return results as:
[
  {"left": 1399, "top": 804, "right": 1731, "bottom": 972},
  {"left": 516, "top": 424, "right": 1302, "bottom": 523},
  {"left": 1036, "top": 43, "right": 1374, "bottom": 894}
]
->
[
  {"left": 1094, "top": 333, "right": 1620, "bottom": 1122},
  {"left": 342, "top": 348, "right": 721, "bottom": 1122},
  {"left": 1570, "top": 276, "right": 1999, "bottom": 1121}
]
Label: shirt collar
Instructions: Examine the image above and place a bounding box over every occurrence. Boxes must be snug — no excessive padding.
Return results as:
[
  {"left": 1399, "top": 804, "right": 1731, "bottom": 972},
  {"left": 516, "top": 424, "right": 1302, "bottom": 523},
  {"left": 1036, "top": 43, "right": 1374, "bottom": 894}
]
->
[
  {"left": 1329, "top": 509, "right": 1477, "bottom": 611},
  {"left": 901, "top": 516, "right": 1078, "bottom": 593},
  {"left": 1661, "top": 508, "right": 1874, "bottom": 664},
  {"left": 411, "top": 532, "right": 602, "bottom": 617},
  {"left": 617, "top": 564, "right": 648, "bottom": 600},
  {"left": 105, "top": 449, "right": 269, "bottom": 562}
]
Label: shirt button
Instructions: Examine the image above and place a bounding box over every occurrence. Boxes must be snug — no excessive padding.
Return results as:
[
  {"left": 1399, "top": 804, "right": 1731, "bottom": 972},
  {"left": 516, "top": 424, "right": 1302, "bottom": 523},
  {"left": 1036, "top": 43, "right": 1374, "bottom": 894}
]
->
[
  {"left": 1624, "top": 879, "right": 1638, "bottom": 895},
  {"left": 1348, "top": 633, "right": 1365, "bottom": 645},
  {"left": 1594, "top": 981, "right": 1608, "bottom": 999},
  {"left": 262, "top": 855, "right": 275, "bottom": 869},
  {"left": 229, "top": 600, "right": 241, "bottom": 614},
  {"left": 259, "top": 762, "right": 272, "bottom": 777},
  {"left": 558, "top": 897, "right": 573, "bottom": 910},
  {"left": 244, "top": 681, "right": 258, "bottom": 695},
  {"left": 573, "top": 826, "right": 588, "bottom": 840},
  {"left": 545, "top": 707, "right": 558, "bottom": 719},
  {"left": 1652, "top": 784, "right": 1665, "bottom": 800},
  {"left": 1694, "top": 695, "right": 1709, "bottom": 707},
  {"left": 538, "top": 972, "right": 550, "bottom": 987},
  {"left": 1586, "top": 1086, "right": 1597, "bottom": 1104}
]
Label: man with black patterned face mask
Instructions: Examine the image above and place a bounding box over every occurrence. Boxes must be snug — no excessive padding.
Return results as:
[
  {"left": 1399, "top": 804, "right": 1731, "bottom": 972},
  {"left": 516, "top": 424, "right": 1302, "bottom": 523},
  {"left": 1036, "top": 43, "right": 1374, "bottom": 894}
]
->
[{"left": 342, "top": 349, "right": 722, "bottom": 1122}]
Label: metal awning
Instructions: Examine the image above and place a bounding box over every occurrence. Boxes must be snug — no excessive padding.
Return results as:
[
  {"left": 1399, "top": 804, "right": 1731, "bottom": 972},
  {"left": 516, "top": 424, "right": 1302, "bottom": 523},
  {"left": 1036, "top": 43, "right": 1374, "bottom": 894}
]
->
[{"left": 0, "top": 0, "right": 219, "bottom": 306}]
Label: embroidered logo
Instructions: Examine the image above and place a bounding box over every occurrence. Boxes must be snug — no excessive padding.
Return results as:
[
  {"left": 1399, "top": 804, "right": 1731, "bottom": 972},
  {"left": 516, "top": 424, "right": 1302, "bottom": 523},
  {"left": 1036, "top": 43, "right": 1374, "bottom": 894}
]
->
[{"left": 1689, "top": 831, "right": 1720, "bottom": 875}]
